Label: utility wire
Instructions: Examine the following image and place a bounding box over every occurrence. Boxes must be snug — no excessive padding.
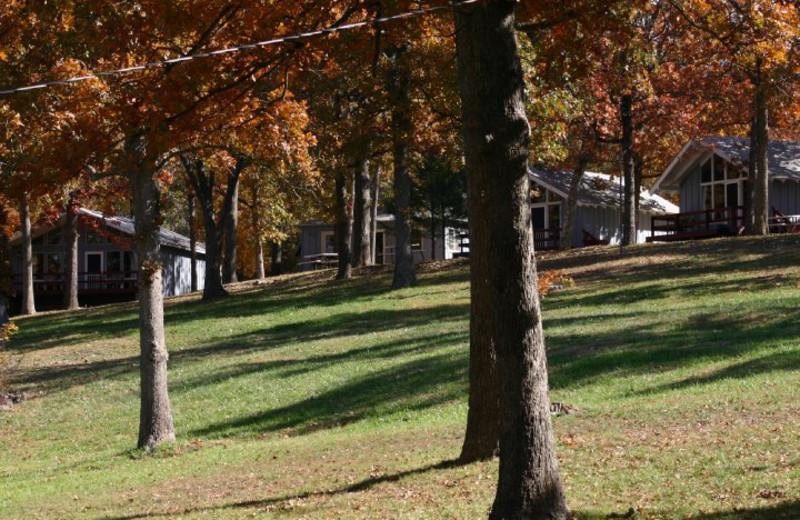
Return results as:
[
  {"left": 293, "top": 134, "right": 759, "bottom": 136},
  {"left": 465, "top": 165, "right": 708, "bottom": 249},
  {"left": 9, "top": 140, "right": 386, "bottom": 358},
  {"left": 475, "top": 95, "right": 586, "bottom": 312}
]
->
[{"left": 0, "top": 0, "right": 481, "bottom": 97}]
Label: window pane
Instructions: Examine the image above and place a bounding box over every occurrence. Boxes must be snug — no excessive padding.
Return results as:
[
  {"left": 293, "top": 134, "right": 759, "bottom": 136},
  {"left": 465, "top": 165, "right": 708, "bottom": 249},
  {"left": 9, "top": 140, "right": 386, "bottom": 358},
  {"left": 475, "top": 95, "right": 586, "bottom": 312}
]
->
[
  {"left": 726, "top": 183, "right": 739, "bottom": 207},
  {"left": 46, "top": 253, "right": 61, "bottom": 275},
  {"left": 713, "top": 158, "right": 725, "bottom": 182},
  {"left": 704, "top": 185, "right": 712, "bottom": 209},
  {"left": 701, "top": 159, "right": 712, "bottom": 183},
  {"left": 107, "top": 251, "right": 121, "bottom": 273},
  {"left": 32, "top": 234, "right": 45, "bottom": 246},
  {"left": 548, "top": 204, "right": 561, "bottom": 229},
  {"left": 33, "top": 253, "right": 44, "bottom": 277},
  {"left": 124, "top": 252, "right": 135, "bottom": 274},
  {"left": 714, "top": 184, "right": 725, "bottom": 209},
  {"left": 532, "top": 207, "right": 546, "bottom": 229}
]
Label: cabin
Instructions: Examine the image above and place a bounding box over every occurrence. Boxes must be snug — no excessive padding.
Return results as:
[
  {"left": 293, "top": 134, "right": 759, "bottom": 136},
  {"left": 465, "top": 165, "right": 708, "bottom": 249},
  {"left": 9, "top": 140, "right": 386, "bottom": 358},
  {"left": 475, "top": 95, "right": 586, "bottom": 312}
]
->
[
  {"left": 649, "top": 137, "right": 800, "bottom": 241},
  {"left": 298, "top": 214, "right": 464, "bottom": 270},
  {"left": 10, "top": 208, "right": 206, "bottom": 311},
  {"left": 528, "top": 166, "right": 678, "bottom": 249}
]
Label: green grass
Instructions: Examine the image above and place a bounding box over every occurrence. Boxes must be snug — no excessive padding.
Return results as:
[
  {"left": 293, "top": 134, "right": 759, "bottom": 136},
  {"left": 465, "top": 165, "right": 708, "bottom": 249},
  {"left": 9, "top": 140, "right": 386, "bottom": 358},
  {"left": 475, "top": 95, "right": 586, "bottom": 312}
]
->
[{"left": 1, "top": 235, "right": 800, "bottom": 519}]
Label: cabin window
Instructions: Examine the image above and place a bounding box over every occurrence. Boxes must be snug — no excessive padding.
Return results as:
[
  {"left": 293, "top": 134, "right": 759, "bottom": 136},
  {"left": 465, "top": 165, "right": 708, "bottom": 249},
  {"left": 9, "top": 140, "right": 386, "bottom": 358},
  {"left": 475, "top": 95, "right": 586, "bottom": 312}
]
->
[
  {"left": 106, "top": 251, "right": 135, "bottom": 276},
  {"left": 701, "top": 156, "right": 743, "bottom": 210},
  {"left": 32, "top": 233, "right": 45, "bottom": 246},
  {"left": 86, "top": 227, "right": 107, "bottom": 245},
  {"left": 321, "top": 231, "right": 336, "bottom": 254},
  {"left": 530, "top": 182, "right": 562, "bottom": 230},
  {"left": 45, "top": 253, "right": 62, "bottom": 275},
  {"left": 32, "top": 253, "right": 44, "bottom": 279}
]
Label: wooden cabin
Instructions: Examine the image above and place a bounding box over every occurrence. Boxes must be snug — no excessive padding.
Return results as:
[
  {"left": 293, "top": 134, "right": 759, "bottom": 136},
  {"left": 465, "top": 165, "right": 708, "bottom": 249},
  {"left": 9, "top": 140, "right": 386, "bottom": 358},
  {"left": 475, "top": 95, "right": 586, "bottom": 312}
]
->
[
  {"left": 649, "top": 137, "right": 800, "bottom": 241},
  {"left": 10, "top": 208, "right": 206, "bottom": 311},
  {"left": 529, "top": 167, "right": 678, "bottom": 249}
]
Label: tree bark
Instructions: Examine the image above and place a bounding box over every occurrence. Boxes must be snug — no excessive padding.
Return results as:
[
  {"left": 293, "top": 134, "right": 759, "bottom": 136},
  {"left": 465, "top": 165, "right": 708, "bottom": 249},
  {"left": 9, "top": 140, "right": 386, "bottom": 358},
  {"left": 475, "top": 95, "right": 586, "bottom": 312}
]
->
[
  {"left": 388, "top": 45, "right": 416, "bottom": 289},
  {"left": 371, "top": 165, "right": 381, "bottom": 264},
  {"left": 620, "top": 92, "right": 636, "bottom": 246},
  {"left": 454, "top": 3, "right": 569, "bottom": 518},
  {"left": 18, "top": 193, "right": 36, "bottom": 316},
  {"left": 187, "top": 194, "right": 198, "bottom": 293},
  {"left": 222, "top": 179, "right": 239, "bottom": 283},
  {"left": 63, "top": 193, "right": 80, "bottom": 310},
  {"left": 335, "top": 170, "right": 353, "bottom": 280},
  {"left": 560, "top": 157, "right": 590, "bottom": 251},
  {"left": 748, "top": 57, "right": 769, "bottom": 235},
  {"left": 0, "top": 206, "right": 11, "bottom": 326},
  {"left": 126, "top": 134, "right": 175, "bottom": 450},
  {"left": 352, "top": 155, "right": 373, "bottom": 267}
]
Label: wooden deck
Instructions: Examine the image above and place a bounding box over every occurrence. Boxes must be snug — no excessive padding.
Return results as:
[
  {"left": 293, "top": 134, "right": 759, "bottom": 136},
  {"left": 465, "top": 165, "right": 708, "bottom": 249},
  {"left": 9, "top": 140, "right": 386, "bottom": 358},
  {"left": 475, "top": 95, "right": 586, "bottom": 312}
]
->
[
  {"left": 12, "top": 271, "right": 139, "bottom": 296},
  {"left": 647, "top": 206, "right": 745, "bottom": 243}
]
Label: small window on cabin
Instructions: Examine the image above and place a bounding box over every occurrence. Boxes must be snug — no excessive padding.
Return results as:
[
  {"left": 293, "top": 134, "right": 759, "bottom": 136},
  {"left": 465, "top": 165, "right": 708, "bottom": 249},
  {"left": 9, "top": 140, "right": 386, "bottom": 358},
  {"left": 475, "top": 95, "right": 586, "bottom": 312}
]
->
[
  {"left": 124, "top": 251, "right": 135, "bottom": 275},
  {"left": 32, "top": 253, "right": 44, "bottom": 278},
  {"left": 713, "top": 157, "right": 725, "bottom": 182},
  {"left": 548, "top": 191, "right": 563, "bottom": 202},
  {"left": 714, "top": 184, "right": 725, "bottom": 209},
  {"left": 703, "top": 185, "right": 712, "bottom": 209},
  {"left": 32, "top": 233, "right": 45, "bottom": 246},
  {"left": 46, "top": 253, "right": 61, "bottom": 275},
  {"left": 701, "top": 159, "right": 712, "bottom": 183},
  {"left": 548, "top": 204, "right": 561, "bottom": 229},
  {"left": 106, "top": 251, "right": 122, "bottom": 274},
  {"left": 47, "top": 228, "right": 62, "bottom": 245},
  {"left": 726, "top": 166, "right": 740, "bottom": 180}
]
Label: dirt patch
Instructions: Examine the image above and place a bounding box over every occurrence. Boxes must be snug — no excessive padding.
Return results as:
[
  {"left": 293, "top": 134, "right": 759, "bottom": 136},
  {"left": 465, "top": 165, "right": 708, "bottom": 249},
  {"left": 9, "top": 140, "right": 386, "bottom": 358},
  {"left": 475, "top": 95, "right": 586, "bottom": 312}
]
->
[{"left": 0, "top": 391, "right": 33, "bottom": 411}]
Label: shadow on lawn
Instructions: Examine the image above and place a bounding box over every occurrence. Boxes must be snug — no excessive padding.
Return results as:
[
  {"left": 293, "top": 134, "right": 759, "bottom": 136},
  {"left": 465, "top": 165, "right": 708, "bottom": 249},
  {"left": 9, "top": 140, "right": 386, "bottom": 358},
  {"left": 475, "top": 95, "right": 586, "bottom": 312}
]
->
[
  {"left": 99, "top": 458, "right": 462, "bottom": 520},
  {"left": 547, "top": 308, "right": 800, "bottom": 393}
]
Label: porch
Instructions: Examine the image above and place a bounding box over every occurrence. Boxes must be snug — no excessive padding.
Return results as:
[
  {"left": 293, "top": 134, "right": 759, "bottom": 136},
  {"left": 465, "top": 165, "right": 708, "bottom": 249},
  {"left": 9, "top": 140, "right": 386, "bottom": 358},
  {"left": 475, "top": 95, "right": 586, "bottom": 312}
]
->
[
  {"left": 647, "top": 206, "right": 745, "bottom": 242},
  {"left": 12, "top": 271, "right": 139, "bottom": 296}
]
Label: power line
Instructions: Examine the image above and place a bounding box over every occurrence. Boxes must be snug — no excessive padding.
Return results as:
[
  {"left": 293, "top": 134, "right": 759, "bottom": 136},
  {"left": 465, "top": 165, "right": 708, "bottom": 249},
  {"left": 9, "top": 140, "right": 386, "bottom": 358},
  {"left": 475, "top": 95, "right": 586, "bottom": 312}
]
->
[{"left": 0, "top": 0, "right": 481, "bottom": 97}]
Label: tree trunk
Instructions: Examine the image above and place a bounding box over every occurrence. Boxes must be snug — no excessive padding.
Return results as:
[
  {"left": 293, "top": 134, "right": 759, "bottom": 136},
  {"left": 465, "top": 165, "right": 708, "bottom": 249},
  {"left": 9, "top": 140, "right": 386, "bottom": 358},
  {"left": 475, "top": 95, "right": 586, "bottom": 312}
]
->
[
  {"left": 454, "top": 3, "right": 569, "bottom": 518},
  {"left": 222, "top": 179, "right": 239, "bottom": 283},
  {"left": 0, "top": 206, "right": 10, "bottom": 326},
  {"left": 388, "top": 46, "right": 416, "bottom": 289},
  {"left": 620, "top": 92, "right": 636, "bottom": 246},
  {"left": 749, "top": 58, "right": 769, "bottom": 235},
  {"left": 188, "top": 193, "right": 198, "bottom": 292},
  {"left": 371, "top": 165, "right": 381, "bottom": 264},
  {"left": 335, "top": 170, "right": 353, "bottom": 280},
  {"left": 63, "top": 193, "right": 80, "bottom": 310},
  {"left": 560, "top": 157, "right": 589, "bottom": 251},
  {"left": 459, "top": 143, "right": 500, "bottom": 462},
  {"left": 18, "top": 193, "right": 35, "bottom": 316},
  {"left": 126, "top": 134, "right": 175, "bottom": 450},
  {"left": 352, "top": 156, "right": 373, "bottom": 267}
]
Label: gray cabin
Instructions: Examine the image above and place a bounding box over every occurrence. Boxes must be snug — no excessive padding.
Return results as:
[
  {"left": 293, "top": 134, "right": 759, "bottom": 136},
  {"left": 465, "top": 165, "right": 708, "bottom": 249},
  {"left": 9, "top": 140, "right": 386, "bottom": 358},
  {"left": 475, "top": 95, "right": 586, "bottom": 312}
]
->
[
  {"left": 10, "top": 208, "right": 206, "bottom": 310},
  {"left": 299, "top": 214, "right": 463, "bottom": 270},
  {"left": 529, "top": 167, "right": 678, "bottom": 248},
  {"left": 649, "top": 137, "right": 800, "bottom": 240}
]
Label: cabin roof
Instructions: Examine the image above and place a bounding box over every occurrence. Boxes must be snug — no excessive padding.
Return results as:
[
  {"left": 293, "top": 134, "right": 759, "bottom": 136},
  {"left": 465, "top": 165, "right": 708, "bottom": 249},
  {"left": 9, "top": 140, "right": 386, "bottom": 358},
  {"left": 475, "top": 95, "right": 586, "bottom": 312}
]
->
[
  {"left": 529, "top": 167, "right": 679, "bottom": 215},
  {"left": 10, "top": 207, "right": 206, "bottom": 255},
  {"left": 652, "top": 136, "right": 800, "bottom": 194}
]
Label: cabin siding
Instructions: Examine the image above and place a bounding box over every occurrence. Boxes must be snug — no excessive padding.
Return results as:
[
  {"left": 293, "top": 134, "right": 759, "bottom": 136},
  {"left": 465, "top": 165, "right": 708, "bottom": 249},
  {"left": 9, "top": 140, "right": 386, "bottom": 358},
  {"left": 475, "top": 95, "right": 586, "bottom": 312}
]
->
[
  {"left": 769, "top": 180, "right": 800, "bottom": 215},
  {"left": 680, "top": 164, "right": 704, "bottom": 212},
  {"left": 575, "top": 206, "right": 621, "bottom": 246}
]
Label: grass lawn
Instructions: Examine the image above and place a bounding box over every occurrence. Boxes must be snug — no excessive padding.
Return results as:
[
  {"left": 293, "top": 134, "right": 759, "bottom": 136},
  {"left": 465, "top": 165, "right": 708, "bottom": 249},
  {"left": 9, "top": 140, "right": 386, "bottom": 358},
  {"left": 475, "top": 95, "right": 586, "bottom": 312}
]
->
[{"left": 1, "top": 234, "right": 800, "bottom": 519}]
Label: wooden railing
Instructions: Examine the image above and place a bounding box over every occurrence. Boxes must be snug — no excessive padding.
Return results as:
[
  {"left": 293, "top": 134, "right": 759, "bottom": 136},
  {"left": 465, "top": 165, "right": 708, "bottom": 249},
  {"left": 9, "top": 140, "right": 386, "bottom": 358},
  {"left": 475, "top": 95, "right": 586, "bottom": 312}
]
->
[
  {"left": 649, "top": 206, "right": 745, "bottom": 241},
  {"left": 534, "top": 228, "right": 560, "bottom": 250},
  {"left": 11, "top": 271, "right": 138, "bottom": 295}
]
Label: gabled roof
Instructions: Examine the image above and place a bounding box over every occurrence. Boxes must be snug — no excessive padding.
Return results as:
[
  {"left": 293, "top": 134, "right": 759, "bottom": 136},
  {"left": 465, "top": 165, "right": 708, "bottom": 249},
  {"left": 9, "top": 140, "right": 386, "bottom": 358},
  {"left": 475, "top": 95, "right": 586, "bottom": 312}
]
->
[
  {"left": 652, "top": 136, "right": 800, "bottom": 194},
  {"left": 10, "top": 208, "right": 205, "bottom": 254},
  {"left": 529, "top": 167, "right": 678, "bottom": 215}
]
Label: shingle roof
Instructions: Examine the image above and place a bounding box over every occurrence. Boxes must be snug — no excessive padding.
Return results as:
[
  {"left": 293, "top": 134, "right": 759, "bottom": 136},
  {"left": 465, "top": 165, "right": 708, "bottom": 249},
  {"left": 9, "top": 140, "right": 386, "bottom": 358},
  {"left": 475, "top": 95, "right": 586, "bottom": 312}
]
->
[
  {"left": 79, "top": 209, "right": 206, "bottom": 254},
  {"left": 652, "top": 136, "right": 800, "bottom": 193},
  {"left": 529, "top": 167, "right": 678, "bottom": 215}
]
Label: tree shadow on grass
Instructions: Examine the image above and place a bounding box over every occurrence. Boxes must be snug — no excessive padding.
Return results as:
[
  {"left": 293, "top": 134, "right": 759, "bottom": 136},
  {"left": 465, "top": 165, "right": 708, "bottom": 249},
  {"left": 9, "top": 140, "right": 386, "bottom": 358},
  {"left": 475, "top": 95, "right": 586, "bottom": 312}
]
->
[
  {"left": 190, "top": 350, "right": 467, "bottom": 439},
  {"left": 98, "top": 458, "right": 462, "bottom": 520},
  {"left": 572, "top": 501, "right": 800, "bottom": 520},
  {"left": 547, "top": 309, "right": 800, "bottom": 393}
]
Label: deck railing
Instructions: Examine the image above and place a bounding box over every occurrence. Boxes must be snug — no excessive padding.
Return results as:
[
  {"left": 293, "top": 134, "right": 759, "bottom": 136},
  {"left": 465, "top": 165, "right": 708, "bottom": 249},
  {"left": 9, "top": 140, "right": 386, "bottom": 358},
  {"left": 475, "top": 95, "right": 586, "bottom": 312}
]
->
[
  {"left": 11, "top": 271, "right": 138, "bottom": 295},
  {"left": 649, "top": 206, "right": 745, "bottom": 241},
  {"left": 534, "top": 228, "right": 561, "bottom": 250}
]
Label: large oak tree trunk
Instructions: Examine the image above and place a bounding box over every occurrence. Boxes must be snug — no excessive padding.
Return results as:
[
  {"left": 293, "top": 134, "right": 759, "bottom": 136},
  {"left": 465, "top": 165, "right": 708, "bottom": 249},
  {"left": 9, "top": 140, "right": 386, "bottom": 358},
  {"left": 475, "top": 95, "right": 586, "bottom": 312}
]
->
[
  {"left": 126, "top": 134, "right": 175, "bottom": 450},
  {"left": 222, "top": 180, "right": 239, "bottom": 284},
  {"left": 620, "top": 92, "right": 636, "bottom": 246},
  {"left": 371, "top": 165, "right": 381, "bottom": 264},
  {"left": 459, "top": 145, "right": 499, "bottom": 462},
  {"left": 454, "top": 3, "right": 568, "bottom": 518},
  {"left": 352, "top": 156, "right": 373, "bottom": 267},
  {"left": 63, "top": 193, "right": 80, "bottom": 310},
  {"left": 335, "top": 170, "right": 353, "bottom": 280},
  {"left": 0, "top": 206, "right": 10, "bottom": 326},
  {"left": 269, "top": 242, "right": 282, "bottom": 277},
  {"left": 388, "top": 46, "right": 416, "bottom": 289},
  {"left": 18, "top": 193, "right": 35, "bottom": 316},
  {"left": 560, "top": 157, "right": 590, "bottom": 251}
]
